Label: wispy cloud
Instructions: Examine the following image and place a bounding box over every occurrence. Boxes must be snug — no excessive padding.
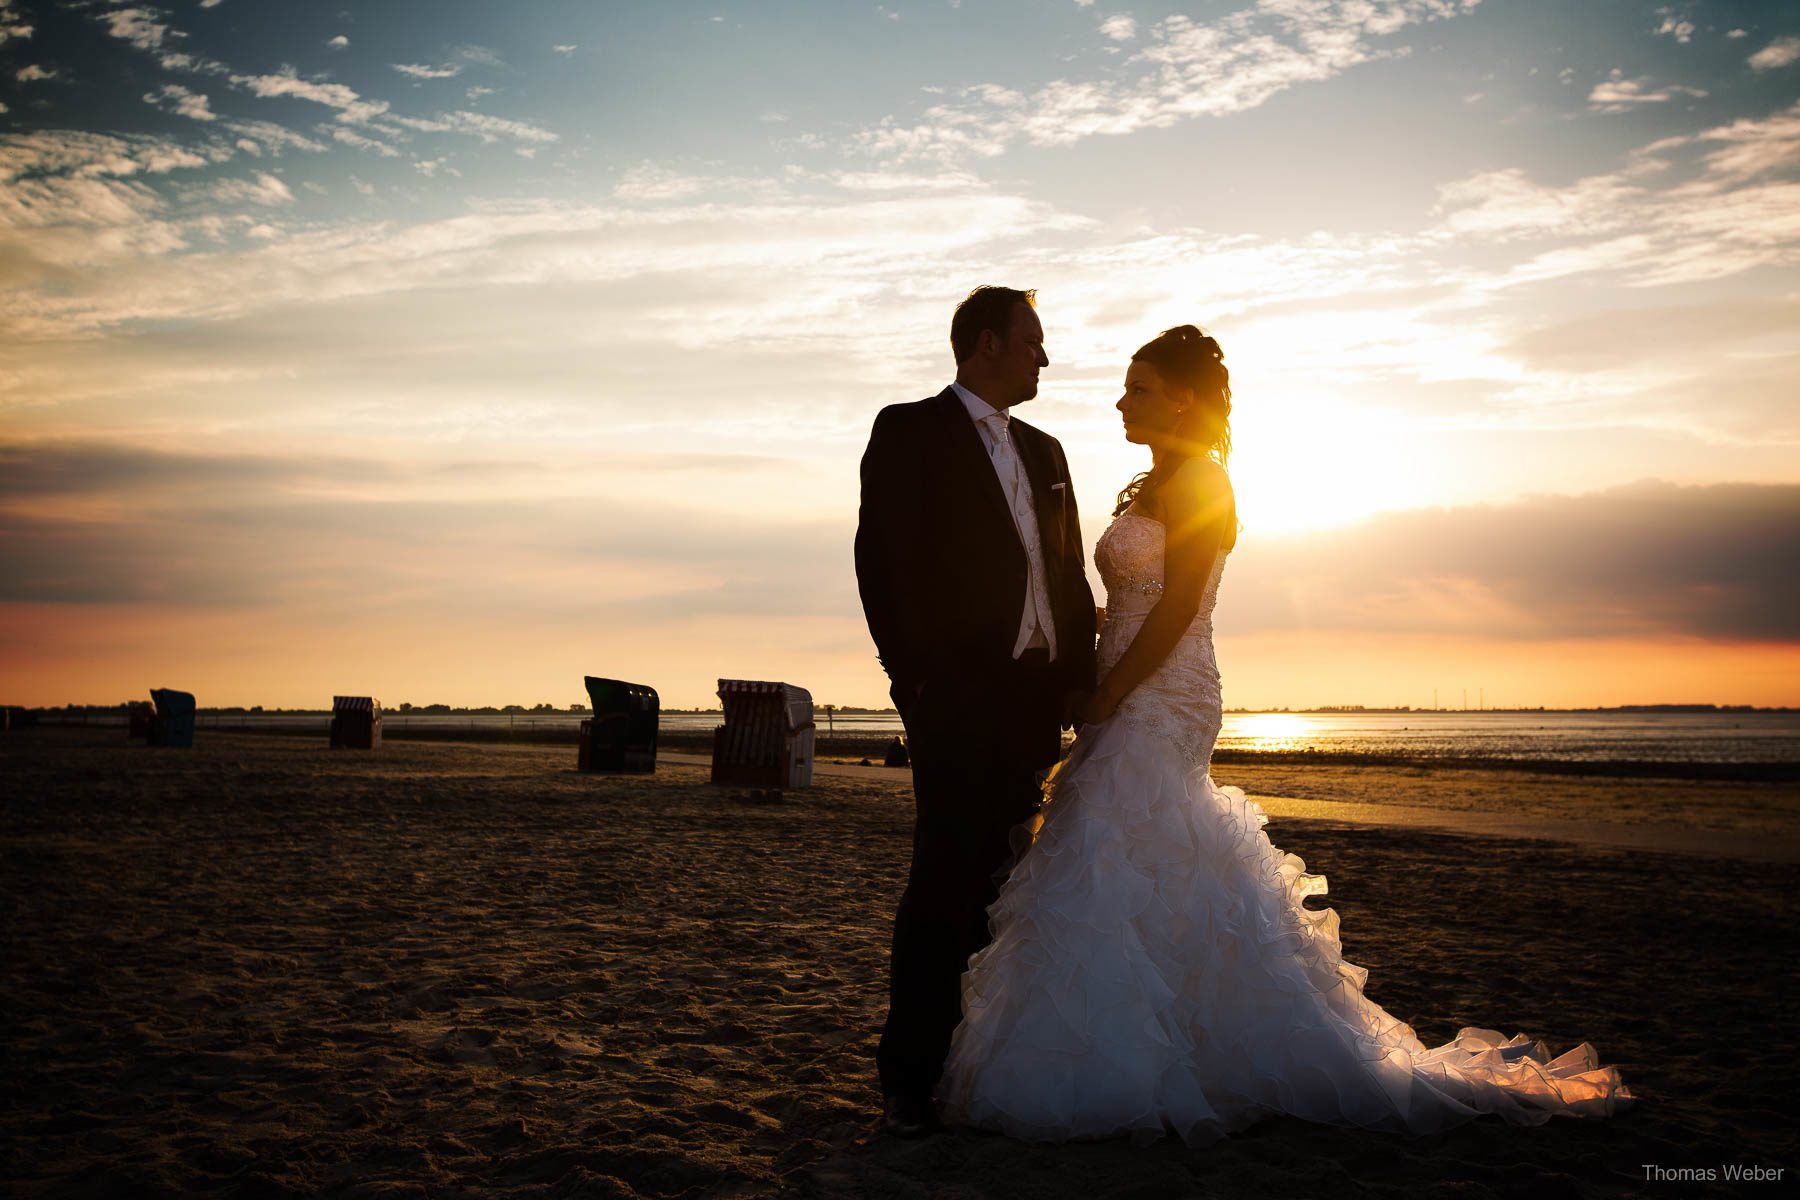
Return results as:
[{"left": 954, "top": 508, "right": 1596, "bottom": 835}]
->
[
  {"left": 1749, "top": 36, "right": 1800, "bottom": 71},
  {"left": 330, "top": 127, "right": 402, "bottom": 157},
  {"left": 1651, "top": 8, "right": 1694, "bottom": 44},
  {"left": 1433, "top": 101, "right": 1800, "bottom": 287},
  {"left": 1098, "top": 15, "right": 1136, "bottom": 42},
  {"left": 143, "top": 83, "right": 216, "bottom": 122},
  {"left": 0, "top": 8, "right": 31, "bottom": 47},
  {"left": 388, "top": 111, "right": 560, "bottom": 145},
  {"left": 0, "top": 130, "right": 218, "bottom": 236},
  {"left": 225, "top": 120, "right": 328, "bottom": 156},
  {"left": 1587, "top": 69, "right": 1706, "bottom": 113},
  {"left": 207, "top": 172, "right": 294, "bottom": 207},
  {"left": 229, "top": 68, "right": 390, "bottom": 124},
  {"left": 98, "top": 6, "right": 182, "bottom": 53},
  {"left": 159, "top": 50, "right": 231, "bottom": 75},
  {"left": 856, "top": 0, "right": 1481, "bottom": 162},
  {"left": 393, "top": 62, "right": 463, "bottom": 80}
]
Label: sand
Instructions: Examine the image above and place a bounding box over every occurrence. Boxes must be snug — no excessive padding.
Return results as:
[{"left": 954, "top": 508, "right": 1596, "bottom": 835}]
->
[{"left": 3, "top": 728, "right": 1794, "bottom": 1198}]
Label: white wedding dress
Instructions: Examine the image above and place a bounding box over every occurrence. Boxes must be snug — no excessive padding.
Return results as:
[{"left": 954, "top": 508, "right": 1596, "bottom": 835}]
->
[{"left": 937, "top": 510, "right": 1633, "bottom": 1144}]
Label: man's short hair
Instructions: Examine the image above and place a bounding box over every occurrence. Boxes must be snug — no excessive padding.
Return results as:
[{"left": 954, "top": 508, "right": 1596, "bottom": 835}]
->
[{"left": 950, "top": 286, "right": 1036, "bottom": 365}]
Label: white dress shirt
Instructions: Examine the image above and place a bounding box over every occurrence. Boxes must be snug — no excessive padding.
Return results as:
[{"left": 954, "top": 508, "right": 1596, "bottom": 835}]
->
[{"left": 951, "top": 381, "right": 1058, "bottom": 662}]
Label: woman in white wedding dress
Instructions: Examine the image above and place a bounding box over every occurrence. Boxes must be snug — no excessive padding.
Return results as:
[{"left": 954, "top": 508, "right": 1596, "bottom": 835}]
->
[{"left": 937, "top": 325, "right": 1633, "bottom": 1145}]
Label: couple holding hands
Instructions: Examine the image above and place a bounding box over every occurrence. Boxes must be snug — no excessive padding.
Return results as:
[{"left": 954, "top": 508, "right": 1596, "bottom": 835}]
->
[{"left": 855, "top": 286, "right": 1632, "bottom": 1144}]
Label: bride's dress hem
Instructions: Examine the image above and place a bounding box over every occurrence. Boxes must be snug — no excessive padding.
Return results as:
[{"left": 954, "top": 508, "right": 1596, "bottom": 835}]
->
[{"left": 937, "top": 711, "right": 1634, "bottom": 1148}]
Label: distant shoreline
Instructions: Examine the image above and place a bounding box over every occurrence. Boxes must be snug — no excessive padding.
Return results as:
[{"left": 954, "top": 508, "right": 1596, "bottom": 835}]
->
[
  {"left": 18, "top": 703, "right": 1797, "bottom": 716},
  {"left": 16, "top": 721, "right": 1795, "bottom": 783}
]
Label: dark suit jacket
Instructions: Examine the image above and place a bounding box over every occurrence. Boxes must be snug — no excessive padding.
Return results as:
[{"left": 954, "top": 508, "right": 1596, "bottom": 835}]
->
[{"left": 855, "top": 386, "right": 1098, "bottom": 710}]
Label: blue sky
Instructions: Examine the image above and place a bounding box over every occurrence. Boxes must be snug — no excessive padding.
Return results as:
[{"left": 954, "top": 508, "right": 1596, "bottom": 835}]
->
[{"left": 2, "top": 1, "right": 1797, "bottom": 708}]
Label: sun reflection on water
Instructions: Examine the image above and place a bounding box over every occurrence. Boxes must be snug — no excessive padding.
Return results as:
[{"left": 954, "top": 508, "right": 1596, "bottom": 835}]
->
[{"left": 1221, "top": 712, "right": 1318, "bottom": 753}]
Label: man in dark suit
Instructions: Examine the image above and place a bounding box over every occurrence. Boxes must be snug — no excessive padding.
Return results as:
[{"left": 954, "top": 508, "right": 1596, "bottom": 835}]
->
[{"left": 855, "top": 286, "right": 1099, "bottom": 1136}]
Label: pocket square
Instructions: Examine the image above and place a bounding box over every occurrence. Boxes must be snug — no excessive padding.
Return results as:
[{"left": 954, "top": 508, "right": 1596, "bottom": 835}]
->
[{"left": 1051, "top": 482, "right": 1067, "bottom": 491}]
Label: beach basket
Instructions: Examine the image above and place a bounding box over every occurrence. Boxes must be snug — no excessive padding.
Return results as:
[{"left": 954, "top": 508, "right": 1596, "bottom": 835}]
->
[
  {"left": 330, "top": 696, "right": 382, "bottom": 749},
  {"left": 147, "top": 688, "right": 196, "bottom": 748},
  {"left": 711, "top": 679, "right": 815, "bottom": 789},
  {"left": 578, "top": 677, "right": 659, "bottom": 773}
]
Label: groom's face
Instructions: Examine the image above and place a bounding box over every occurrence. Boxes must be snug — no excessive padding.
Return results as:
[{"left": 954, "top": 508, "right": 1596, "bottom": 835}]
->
[{"left": 995, "top": 303, "right": 1048, "bottom": 407}]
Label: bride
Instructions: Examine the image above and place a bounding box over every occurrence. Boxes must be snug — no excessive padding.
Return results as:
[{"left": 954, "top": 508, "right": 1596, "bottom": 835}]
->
[{"left": 936, "top": 325, "right": 1634, "bottom": 1144}]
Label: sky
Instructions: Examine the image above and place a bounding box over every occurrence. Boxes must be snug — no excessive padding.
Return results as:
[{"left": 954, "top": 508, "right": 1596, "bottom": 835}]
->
[{"left": 1, "top": 0, "right": 1797, "bottom": 711}]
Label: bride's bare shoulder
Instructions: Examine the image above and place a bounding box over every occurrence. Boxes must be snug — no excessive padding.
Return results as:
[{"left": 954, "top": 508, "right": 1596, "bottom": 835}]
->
[{"left": 1166, "top": 458, "right": 1232, "bottom": 507}]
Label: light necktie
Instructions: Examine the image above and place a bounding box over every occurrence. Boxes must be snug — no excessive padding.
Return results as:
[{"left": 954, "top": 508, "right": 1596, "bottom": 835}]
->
[{"left": 983, "top": 411, "right": 1018, "bottom": 495}]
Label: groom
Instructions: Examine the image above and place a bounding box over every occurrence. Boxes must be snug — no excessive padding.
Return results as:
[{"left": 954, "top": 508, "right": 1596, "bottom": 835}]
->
[{"left": 855, "top": 286, "right": 1098, "bottom": 1136}]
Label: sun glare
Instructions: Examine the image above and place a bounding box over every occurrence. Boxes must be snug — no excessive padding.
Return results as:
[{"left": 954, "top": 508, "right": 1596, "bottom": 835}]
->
[
  {"left": 1225, "top": 712, "right": 1317, "bottom": 751},
  {"left": 1228, "top": 393, "right": 1434, "bottom": 534}
]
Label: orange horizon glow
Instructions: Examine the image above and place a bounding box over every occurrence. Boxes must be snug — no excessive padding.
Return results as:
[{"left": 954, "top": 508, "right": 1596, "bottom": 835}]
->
[{"left": 4, "top": 602, "right": 1797, "bottom": 712}]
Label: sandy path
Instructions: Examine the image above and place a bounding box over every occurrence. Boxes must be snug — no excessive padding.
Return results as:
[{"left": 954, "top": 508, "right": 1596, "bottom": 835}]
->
[{"left": 3, "top": 731, "right": 1793, "bottom": 1198}]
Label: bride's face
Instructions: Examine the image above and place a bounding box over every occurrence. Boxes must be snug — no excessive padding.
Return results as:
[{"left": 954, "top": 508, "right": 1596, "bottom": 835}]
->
[{"left": 1117, "top": 360, "right": 1190, "bottom": 447}]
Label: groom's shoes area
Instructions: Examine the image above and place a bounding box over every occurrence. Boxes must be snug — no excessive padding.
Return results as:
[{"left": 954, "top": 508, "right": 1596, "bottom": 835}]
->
[{"left": 881, "top": 1093, "right": 938, "bottom": 1138}]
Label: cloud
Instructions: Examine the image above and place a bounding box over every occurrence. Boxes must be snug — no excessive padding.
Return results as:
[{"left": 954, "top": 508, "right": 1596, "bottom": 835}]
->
[
  {"left": 330, "top": 127, "right": 401, "bottom": 157},
  {"left": 0, "top": 15, "right": 30, "bottom": 47},
  {"left": 1651, "top": 9, "right": 1693, "bottom": 43},
  {"left": 208, "top": 172, "right": 294, "bottom": 207},
  {"left": 1749, "top": 36, "right": 1800, "bottom": 71},
  {"left": 451, "top": 44, "right": 506, "bottom": 69},
  {"left": 393, "top": 62, "right": 463, "bottom": 80},
  {"left": 225, "top": 120, "right": 329, "bottom": 155},
  {"left": 0, "top": 439, "right": 390, "bottom": 500},
  {"left": 1587, "top": 69, "right": 1706, "bottom": 113},
  {"left": 1432, "top": 101, "right": 1800, "bottom": 287},
  {"left": 388, "top": 111, "right": 560, "bottom": 145},
  {"left": 1098, "top": 15, "right": 1136, "bottom": 42},
  {"left": 159, "top": 50, "right": 231, "bottom": 75},
  {"left": 143, "top": 83, "right": 216, "bottom": 121},
  {"left": 327, "top": 35, "right": 348, "bottom": 50},
  {"left": 611, "top": 162, "right": 711, "bottom": 202},
  {"left": 552, "top": 44, "right": 577, "bottom": 55},
  {"left": 0, "top": 92, "right": 1788, "bottom": 489},
  {"left": 0, "top": 440, "right": 841, "bottom": 621},
  {"left": 1219, "top": 482, "right": 1800, "bottom": 642},
  {"left": 98, "top": 6, "right": 183, "bottom": 53},
  {"left": 16, "top": 63, "right": 57, "bottom": 83},
  {"left": 0, "top": 130, "right": 217, "bottom": 252},
  {"left": 856, "top": 0, "right": 1481, "bottom": 162},
  {"left": 230, "top": 68, "right": 389, "bottom": 124}
]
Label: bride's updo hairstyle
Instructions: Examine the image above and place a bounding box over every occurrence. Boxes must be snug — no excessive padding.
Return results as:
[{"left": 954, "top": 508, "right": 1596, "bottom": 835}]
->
[{"left": 1113, "top": 324, "right": 1232, "bottom": 518}]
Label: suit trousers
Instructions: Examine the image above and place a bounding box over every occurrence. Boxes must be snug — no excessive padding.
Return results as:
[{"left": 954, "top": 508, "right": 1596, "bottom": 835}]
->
[{"left": 876, "top": 648, "right": 1064, "bottom": 1101}]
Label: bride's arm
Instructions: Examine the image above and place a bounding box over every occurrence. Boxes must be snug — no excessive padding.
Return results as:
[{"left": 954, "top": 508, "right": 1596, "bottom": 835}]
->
[{"left": 1079, "top": 459, "right": 1233, "bottom": 725}]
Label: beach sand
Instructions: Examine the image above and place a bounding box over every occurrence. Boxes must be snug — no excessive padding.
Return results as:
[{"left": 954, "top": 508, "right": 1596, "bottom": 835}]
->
[{"left": 3, "top": 728, "right": 1793, "bottom": 1198}]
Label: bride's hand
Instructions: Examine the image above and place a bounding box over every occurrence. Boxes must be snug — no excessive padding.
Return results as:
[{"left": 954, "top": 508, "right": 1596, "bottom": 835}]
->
[{"left": 1078, "top": 692, "right": 1118, "bottom": 727}]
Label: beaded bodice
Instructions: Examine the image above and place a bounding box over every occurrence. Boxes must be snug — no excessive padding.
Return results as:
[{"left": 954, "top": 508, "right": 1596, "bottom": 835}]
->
[{"left": 1091, "top": 511, "right": 1228, "bottom": 767}]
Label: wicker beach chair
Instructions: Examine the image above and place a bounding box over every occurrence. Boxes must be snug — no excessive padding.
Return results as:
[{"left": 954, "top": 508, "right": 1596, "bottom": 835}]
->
[
  {"left": 330, "top": 696, "right": 382, "bottom": 749},
  {"left": 711, "top": 679, "right": 815, "bottom": 789},
  {"left": 147, "top": 688, "right": 196, "bottom": 748},
  {"left": 578, "top": 677, "right": 659, "bottom": 773}
]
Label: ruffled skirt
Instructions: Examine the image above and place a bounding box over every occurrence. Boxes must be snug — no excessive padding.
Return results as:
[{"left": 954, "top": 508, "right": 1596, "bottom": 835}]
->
[{"left": 937, "top": 716, "right": 1634, "bottom": 1144}]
